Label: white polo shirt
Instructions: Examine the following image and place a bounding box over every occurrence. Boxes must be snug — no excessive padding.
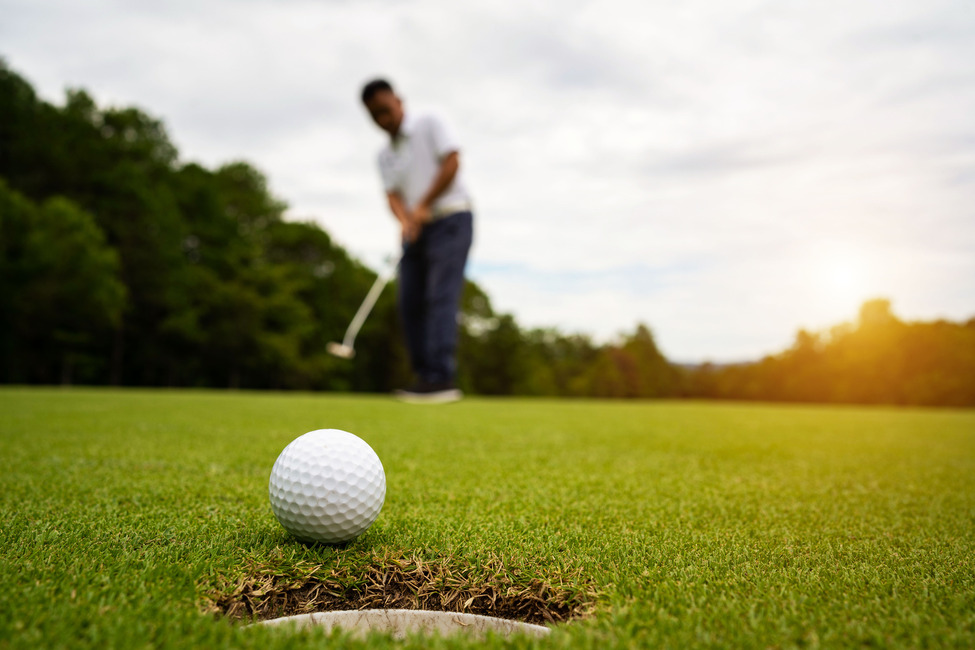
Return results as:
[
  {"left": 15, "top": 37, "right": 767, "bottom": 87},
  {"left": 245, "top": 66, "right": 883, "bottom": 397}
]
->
[{"left": 378, "top": 111, "right": 472, "bottom": 216}]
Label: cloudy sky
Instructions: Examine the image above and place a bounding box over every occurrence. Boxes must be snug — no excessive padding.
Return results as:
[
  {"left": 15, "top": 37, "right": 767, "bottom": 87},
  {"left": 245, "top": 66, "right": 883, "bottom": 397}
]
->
[{"left": 3, "top": 0, "right": 973, "bottom": 361}]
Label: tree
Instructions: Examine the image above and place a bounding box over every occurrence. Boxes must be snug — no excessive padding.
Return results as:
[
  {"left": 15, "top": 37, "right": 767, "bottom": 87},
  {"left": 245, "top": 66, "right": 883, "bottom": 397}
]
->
[
  {"left": 622, "top": 324, "right": 678, "bottom": 397},
  {"left": 456, "top": 283, "right": 528, "bottom": 395},
  {"left": 0, "top": 182, "right": 125, "bottom": 383}
]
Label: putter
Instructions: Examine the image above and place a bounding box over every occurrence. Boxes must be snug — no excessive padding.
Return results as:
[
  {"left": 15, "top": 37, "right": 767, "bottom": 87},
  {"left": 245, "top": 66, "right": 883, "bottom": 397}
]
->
[{"left": 327, "top": 252, "right": 402, "bottom": 359}]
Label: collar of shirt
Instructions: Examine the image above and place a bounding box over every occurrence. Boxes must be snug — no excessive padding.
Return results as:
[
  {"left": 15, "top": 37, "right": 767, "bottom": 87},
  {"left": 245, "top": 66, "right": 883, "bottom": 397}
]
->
[{"left": 393, "top": 112, "right": 416, "bottom": 147}]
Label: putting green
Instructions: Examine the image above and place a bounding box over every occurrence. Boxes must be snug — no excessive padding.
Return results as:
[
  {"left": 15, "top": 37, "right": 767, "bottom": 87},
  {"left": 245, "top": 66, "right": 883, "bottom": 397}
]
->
[{"left": 1, "top": 388, "right": 973, "bottom": 648}]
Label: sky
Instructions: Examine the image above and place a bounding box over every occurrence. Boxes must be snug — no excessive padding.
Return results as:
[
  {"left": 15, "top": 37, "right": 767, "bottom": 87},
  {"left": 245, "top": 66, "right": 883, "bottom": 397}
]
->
[{"left": 2, "top": 0, "right": 973, "bottom": 362}]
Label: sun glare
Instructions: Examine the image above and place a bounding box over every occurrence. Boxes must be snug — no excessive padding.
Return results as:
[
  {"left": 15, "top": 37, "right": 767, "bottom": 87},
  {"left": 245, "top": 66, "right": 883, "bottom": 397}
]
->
[
  {"left": 825, "top": 258, "right": 864, "bottom": 294},
  {"left": 814, "top": 248, "right": 870, "bottom": 306}
]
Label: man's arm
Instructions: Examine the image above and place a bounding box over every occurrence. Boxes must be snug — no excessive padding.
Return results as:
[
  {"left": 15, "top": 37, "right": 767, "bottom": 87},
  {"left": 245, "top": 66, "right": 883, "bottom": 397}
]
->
[
  {"left": 411, "top": 151, "right": 460, "bottom": 225},
  {"left": 387, "top": 191, "right": 420, "bottom": 243}
]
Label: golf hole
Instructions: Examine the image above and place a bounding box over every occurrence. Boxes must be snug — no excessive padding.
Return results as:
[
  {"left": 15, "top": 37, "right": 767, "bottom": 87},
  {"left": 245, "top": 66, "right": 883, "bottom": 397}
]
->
[
  {"left": 204, "top": 551, "right": 597, "bottom": 637},
  {"left": 256, "top": 609, "right": 550, "bottom": 639}
]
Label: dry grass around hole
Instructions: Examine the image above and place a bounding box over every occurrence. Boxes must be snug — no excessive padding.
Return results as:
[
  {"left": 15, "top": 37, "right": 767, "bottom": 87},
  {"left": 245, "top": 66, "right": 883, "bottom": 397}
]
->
[{"left": 202, "top": 551, "right": 600, "bottom": 625}]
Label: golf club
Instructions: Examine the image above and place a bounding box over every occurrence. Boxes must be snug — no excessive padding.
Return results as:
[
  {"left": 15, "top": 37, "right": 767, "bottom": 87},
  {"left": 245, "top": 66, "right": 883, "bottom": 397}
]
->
[{"left": 327, "top": 251, "right": 402, "bottom": 359}]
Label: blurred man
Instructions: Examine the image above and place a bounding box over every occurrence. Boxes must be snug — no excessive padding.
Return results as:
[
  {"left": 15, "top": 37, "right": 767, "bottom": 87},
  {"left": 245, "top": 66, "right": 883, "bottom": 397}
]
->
[{"left": 361, "top": 79, "right": 473, "bottom": 403}]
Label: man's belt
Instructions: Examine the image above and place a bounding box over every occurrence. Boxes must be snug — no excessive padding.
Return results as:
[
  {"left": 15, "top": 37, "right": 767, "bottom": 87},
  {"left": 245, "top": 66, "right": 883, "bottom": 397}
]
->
[{"left": 431, "top": 201, "right": 473, "bottom": 220}]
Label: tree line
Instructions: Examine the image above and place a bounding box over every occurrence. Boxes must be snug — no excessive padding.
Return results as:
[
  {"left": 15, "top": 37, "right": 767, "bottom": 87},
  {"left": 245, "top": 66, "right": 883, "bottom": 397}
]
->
[
  {"left": 1, "top": 61, "right": 403, "bottom": 391},
  {"left": 2, "top": 61, "right": 973, "bottom": 406},
  {"left": 683, "top": 299, "right": 975, "bottom": 407}
]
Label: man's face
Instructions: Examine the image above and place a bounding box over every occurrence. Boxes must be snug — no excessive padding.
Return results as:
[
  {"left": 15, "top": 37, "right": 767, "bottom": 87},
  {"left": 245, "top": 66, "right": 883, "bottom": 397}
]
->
[{"left": 365, "top": 90, "right": 404, "bottom": 137}]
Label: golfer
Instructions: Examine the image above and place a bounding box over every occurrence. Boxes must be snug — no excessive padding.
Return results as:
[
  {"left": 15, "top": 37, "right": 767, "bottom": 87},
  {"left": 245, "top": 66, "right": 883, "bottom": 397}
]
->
[{"left": 361, "top": 79, "right": 473, "bottom": 403}]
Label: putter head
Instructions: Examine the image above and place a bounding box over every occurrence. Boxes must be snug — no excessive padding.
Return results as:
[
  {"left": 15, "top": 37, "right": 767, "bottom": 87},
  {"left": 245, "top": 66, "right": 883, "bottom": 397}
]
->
[{"left": 326, "top": 342, "right": 356, "bottom": 359}]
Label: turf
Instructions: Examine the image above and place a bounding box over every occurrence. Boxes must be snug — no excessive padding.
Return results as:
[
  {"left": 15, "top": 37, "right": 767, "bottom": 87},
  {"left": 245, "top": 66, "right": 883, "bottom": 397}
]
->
[{"left": 1, "top": 388, "right": 973, "bottom": 649}]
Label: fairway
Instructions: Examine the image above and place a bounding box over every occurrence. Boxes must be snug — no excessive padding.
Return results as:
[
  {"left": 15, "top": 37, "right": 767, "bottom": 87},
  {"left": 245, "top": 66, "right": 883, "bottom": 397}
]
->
[{"left": 1, "top": 388, "right": 973, "bottom": 648}]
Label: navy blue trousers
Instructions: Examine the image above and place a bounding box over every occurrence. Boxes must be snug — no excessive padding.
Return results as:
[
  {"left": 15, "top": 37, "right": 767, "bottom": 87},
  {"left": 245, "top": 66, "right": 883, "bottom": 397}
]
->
[{"left": 398, "top": 211, "right": 473, "bottom": 385}]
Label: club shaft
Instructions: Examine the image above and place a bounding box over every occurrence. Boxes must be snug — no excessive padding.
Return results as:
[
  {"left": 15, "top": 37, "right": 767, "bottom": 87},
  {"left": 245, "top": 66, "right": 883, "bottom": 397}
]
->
[{"left": 341, "top": 252, "right": 401, "bottom": 348}]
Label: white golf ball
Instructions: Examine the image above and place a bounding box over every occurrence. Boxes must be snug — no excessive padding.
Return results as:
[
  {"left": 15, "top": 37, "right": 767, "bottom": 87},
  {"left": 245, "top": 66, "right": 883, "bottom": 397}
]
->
[{"left": 268, "top": 429, "right": 386, "bottom": 544}]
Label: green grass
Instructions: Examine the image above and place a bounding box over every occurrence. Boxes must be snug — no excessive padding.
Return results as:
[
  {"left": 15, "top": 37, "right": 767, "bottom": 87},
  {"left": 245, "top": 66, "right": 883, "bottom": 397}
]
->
[{"left": 1, "top": 388, "right": 973, "bottom": 649}]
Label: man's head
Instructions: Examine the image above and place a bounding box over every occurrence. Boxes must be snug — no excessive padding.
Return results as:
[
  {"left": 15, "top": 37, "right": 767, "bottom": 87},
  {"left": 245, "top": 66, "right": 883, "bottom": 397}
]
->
[{"left": 361, "top": 78, "right": 404, "bottom": 137}]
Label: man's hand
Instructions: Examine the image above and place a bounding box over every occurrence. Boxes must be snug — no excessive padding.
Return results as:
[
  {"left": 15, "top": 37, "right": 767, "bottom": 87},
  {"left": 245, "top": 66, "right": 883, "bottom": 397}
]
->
[
  {"left": 411, "top": 202, "right": 432, "bottom": 226},
  {"left": 400, "top": 202, "right": 432, "bottom": 244},
  {"left": 388, "top": 191, "right": 421, "bottom": 243},
  {"left": 401, "top": 215, "right": 421, "bottom": 243}
]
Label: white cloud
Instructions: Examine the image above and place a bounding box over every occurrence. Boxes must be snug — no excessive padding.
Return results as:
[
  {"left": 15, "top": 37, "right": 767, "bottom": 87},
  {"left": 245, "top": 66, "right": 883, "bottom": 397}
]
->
[{"left": 1, "top": 0, "right": 973, "bottom": 361}]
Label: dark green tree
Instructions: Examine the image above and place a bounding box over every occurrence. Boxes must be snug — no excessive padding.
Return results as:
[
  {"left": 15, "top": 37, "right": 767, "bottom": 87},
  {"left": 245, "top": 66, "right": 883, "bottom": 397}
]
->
[{"left": 0, "top": 182, "right": 125, "bottom": 383}]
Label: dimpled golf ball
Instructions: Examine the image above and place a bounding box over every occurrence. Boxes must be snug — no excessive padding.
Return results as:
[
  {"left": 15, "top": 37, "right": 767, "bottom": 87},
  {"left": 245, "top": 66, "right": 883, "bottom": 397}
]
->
[{"left": 268, "top": 429, "right": 386, "bottom": 544}]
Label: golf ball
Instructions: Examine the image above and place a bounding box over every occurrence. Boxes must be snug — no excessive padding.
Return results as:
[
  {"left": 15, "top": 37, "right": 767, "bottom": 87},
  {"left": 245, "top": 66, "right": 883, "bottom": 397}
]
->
[{"left": 268, "top": 429, "right": 386, "bottom": 544}]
